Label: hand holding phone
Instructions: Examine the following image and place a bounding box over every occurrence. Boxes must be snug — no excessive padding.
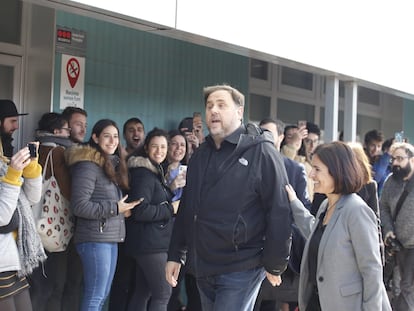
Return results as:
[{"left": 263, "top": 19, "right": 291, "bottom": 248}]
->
[
  {"left": 27, "top": 142, "right": 38, "bottom": 158},
  {"left": 178, "top": 165, "right": 187, "bottom": 175}
]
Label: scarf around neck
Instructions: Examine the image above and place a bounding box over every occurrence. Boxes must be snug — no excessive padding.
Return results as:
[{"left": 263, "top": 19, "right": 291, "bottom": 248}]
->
[{"left": 0, "top": 160, "right": 47, "bottom": 276}]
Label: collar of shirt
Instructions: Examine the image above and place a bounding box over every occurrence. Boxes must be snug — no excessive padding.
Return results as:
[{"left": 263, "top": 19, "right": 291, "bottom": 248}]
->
[{"left": 205, "top": 125, "right": 245, "bottom": 150}]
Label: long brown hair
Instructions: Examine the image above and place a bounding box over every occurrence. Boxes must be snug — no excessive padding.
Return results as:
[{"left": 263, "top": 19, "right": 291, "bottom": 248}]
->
[{"left": 88, "top": 119, "right": 129, "bottom": 190}]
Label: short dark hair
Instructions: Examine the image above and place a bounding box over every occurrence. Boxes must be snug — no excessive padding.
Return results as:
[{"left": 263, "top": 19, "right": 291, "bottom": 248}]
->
[
  {"left": 364, "top": 129, "right": 384, "bottom": 146},
  {"left": 123, "top": 117, "right": 144, "bottom": 135},
  {"left": 306, "top": 121, "right": 321, "bottom": 137},
  {"left": 62, "top": 106, "right": 87, "bottom": 122},
  {"left": 37, "top": 112, "right": 67, "bottom": 133},
  {"left": 313, "top": 141, "right": 364, "bottom": 194},
  {"left": 259, "top": 118, "right": 285, "bottom": 137}
]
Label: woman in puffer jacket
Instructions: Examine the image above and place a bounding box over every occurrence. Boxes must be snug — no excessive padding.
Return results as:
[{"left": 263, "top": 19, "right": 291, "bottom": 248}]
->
[{"left": 65, "top": 119, "right": 141, "bottom": 311}]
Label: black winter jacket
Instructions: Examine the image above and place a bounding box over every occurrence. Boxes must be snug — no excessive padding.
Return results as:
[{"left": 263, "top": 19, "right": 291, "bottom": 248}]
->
[
  {"left": 168, "top": 124, "right": 292, "bottom": 277},
  {"left": 125, "top": 156, "right": 174, "bottom": 256}
]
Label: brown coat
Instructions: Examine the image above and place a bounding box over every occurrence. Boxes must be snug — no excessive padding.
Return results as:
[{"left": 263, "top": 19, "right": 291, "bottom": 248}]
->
[{"left": 38, "top": 145, "right": 71, "bottom": 201}]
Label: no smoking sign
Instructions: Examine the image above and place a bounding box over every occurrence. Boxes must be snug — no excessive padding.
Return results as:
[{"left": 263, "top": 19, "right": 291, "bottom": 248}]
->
[{"left": 60, "top": 54, "right": 85, "bottom": 109}]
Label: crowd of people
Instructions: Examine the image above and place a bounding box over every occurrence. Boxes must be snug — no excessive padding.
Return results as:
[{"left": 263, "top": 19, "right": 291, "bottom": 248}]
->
[{"left": 0, "top": 84, "right": 412, "bottom": 311}]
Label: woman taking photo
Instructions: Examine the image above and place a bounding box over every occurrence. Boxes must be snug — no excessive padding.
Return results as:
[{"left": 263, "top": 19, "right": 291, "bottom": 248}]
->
[
  {"left": 285, "top": 141, "right": 390, "bottom": 311},
  {"left": 125, "top": 128, "right": 175, "bottom": 311},
  {"left": 65, "top": 119, "right": 141, "bottom": 311}
]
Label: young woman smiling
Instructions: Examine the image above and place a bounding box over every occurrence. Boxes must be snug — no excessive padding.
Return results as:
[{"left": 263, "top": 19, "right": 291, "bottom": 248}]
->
[
  {"left": 125, "top": 128, "right": 175, "bottom": 311},
  {"left": 65, "top": 119, "right": 141, "bottom": 311}
]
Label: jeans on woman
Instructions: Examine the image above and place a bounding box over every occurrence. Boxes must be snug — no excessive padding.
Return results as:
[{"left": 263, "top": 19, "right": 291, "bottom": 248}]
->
[
  {"left": 76, "top": 242, "right": 118, "bottom": 311},
  {"left": 128, "top": 252, "right": 172, "bottom": 311}
]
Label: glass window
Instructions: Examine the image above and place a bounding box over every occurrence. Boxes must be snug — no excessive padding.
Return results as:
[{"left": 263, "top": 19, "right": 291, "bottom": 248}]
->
[
  {"left": 320, "top": 108, "right": 344, "bottom": 132},
  {"left": 281, "top": 67, "right": 313, "bottom": 90},
  {"left": 250, "top": 59, "right": 268, "bottom": 80},
  {"left": 358, "top": 86, "right": 379, "bottom": 106},
  {"left": 0, "top": 65, "right": 14, "bottom": 97},
  {"left": 249, "top": 94, "right": 271, "bottom": 121},
  {"left": 277, "top": 98, "right": 314, "bottom": 125},
  {"left": 0, "top": 0, "right": 22, "bottom": 45},
  {"left": 357, "top": 115, "right": 381, "bottom": 138}
]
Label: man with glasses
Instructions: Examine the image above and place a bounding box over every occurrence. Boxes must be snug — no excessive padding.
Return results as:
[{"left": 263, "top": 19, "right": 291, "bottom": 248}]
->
[{"left": 380, "top": 142, "right": 414, "bottom": 311}]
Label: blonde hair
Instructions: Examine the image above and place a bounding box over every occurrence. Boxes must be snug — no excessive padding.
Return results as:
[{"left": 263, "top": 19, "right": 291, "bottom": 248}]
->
[{"left": 347, "top": 142, "right": 372, "bottom": 184}]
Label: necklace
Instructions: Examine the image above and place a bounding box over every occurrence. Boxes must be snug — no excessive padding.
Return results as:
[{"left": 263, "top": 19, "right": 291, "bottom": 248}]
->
[{"left": 323, "top": 196, "right": 341, "bottom": 224}]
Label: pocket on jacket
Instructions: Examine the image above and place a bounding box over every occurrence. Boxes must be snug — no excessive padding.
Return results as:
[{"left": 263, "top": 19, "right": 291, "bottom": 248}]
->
[
  {"left": 340, "top": 280, "right": 362, "bottom": 297},
  {"left": 233, "top": 215, "right": 247, "bottom": 247}
]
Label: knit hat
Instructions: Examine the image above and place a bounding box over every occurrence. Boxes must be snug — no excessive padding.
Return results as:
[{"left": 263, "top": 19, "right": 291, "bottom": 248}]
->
[{"left": 0, "top": 99, "right": 28, "bottom": 119}]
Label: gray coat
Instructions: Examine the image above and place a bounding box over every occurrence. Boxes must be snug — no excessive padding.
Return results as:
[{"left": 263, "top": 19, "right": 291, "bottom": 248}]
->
[
  {"left": 380, "top": 174, "right": 414, "bottom": 248},
  {"left": 65, "top": 146, "right": 124, "bottom": 244},
  {"left": 291, "top": 193, "right": 391, "bottom": 311}
]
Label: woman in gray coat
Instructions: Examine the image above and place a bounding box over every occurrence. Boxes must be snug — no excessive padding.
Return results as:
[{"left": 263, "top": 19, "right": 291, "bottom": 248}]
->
[{"left": 285, "top": 141, "right": 391, "bottom": 311}]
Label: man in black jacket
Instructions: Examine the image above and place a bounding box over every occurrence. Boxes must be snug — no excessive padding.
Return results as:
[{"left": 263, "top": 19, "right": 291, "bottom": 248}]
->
[{"left": 166, "top": 85, "right": 292, "bottom": 311}]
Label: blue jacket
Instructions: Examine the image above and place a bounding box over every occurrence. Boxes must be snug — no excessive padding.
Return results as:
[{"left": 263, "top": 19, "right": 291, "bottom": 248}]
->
[{"left": 168, "top": 124, "right": 292, "bottom": 277}]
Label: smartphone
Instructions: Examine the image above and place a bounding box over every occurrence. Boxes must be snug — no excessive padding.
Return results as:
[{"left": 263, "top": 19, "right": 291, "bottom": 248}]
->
[
  {"left": 28, "top": 143, "right": 38, "bottom": 158},
  {"left": 178, "top": 165, "right": 187, "bottom": 174},
  {"left": 298, "top": 120, "right": 307, "bottom": 128},
  {"left": 394, "top": 131, "right": 404, "bottom": 143},
  {"left": 180, "top": 118, "right": 193, "bottom": 133}
]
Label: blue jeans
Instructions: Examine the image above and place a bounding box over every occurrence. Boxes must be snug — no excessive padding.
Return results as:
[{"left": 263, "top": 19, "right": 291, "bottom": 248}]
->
[
  {"left": 196, "top": 267, "right": 266, "bottom": 311},
  {"left": 76, "top": 242, "right": 118, "bottom": 311}
]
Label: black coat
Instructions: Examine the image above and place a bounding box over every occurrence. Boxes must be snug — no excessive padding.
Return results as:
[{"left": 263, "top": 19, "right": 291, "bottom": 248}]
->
[
  {"left": 125, "top": 156, "right": 174, "bottom": 256},
  {"left": 168, "top": 124, "right": 292, "bottom": 277}
]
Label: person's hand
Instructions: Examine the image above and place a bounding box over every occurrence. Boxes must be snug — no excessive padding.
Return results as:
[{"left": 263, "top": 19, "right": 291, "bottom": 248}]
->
[
  {"left": 266, "top": 272, "right": 282, "bottom": 287},
  {"left": 384, "top": 231, "right": 396, "bottom": 246},
  {"left": 285, "top": 184, "right": 298, "bottom": 202},
  {"left": 169, "top": 173, "right": 186, "bottom": 191},
  {"left": 118, "top": 195, "right": 143, "bottom": 215},
  {"left": 185, "top": 132, "right": 200, "bottom": 149},
  {"left": 171, "top": 200, "right": 180, "bottom": 214},
  {"left": 10, "top": 146, "right": 32, "bottom": 171},
  {"left": 297, "top": 126, "right": 308, "bottom": 140},
  {"left": 165, "top": 261, "right": 181, "bottom": 287}
]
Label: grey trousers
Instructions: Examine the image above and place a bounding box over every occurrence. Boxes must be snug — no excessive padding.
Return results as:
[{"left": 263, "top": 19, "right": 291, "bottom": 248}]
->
[{"left": 395, "top": 247, "right": 414, "bottom": 310}]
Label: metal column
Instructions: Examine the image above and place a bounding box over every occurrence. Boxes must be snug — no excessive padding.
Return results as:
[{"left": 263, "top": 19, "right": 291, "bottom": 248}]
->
[{"left": 324, "top": 76, "right": 339, "bottom": 142}]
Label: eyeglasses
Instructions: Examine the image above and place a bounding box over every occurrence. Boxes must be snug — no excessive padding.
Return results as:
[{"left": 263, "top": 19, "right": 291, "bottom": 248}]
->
[
  {"left": 304, "top": 138, "right": 319, "bottom": 145},
  {"left": 62, "top": 127, "right": 72, "bottom": 132},
  {"left": 390, "top": 156, "right": 411, "bottom": 164}
]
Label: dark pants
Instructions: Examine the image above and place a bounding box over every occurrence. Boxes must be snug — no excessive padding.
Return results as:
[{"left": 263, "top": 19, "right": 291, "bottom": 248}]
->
[
  {"left": 108, "top": 243, "right": 135, "bottom": 311},
  {"left": 128, "top": 252, "right": 172, "bottom": 311},
  {"left": 197, "top": 267, "right": 265, "bottom": 311},
  {"left": 29, "top": 250, "right": 68, "bottom": 311},
  {"left": 184, "top": 273, "right": 202, "bottom": 311},
  {"left": 61, "top": 240, "right": 83, "bottom": 311},
  {"left": 395, "top": 247, "right": 414, "bottom": 310}
]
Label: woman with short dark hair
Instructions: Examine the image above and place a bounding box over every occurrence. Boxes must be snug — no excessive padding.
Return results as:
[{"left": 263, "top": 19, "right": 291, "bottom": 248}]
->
[{"left": 286, "top": 141, "right": 391, "bottom": 310}]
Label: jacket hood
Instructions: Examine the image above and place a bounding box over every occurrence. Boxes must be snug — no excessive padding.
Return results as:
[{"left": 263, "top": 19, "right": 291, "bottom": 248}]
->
[
  {"left": 233, "top": 123, "right": 274, "bottom": 155},
  {"left": 65, "top": 145, "right": 105, "bottom": 167},
  {"left": 128, "top": 156, "right": 159, "bottom": 175}
]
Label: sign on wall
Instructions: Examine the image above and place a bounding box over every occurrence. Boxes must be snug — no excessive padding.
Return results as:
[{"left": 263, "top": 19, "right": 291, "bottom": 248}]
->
[{"left": 60, "top": 54, "right": 85, "bottom": 109}]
